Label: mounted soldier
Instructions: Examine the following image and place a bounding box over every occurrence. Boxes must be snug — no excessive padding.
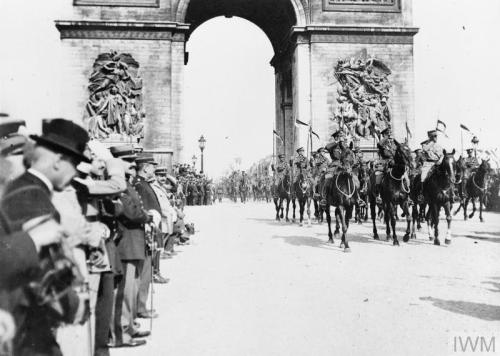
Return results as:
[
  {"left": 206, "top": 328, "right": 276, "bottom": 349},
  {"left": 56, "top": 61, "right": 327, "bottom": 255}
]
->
[
  {"left": 463, "top": 148, "right": 479, "bottom": 180},
  {"left": 271, "top": 153, "right": 290, "bottom": 187}
]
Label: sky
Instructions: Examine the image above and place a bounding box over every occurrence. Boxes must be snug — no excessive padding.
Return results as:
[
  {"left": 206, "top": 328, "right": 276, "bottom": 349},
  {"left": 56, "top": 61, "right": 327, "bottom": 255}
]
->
[{"left": 1, "top": 0, "right": 499, "bottom": 176}]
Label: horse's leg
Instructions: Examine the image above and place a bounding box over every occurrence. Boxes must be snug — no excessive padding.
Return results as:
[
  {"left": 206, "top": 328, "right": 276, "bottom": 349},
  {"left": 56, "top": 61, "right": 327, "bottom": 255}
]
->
[
  {"left": 444, "top": 202, "right": 452, "bottom": 245},
  {"left": 364, "top": 197, "right": 369, "bottom": 221},
  {"left": 403, "top": 201, "right": 411, "bottom": 243},
  {"left": 426, "top": 208, "right": 433, "bottom": 241},
  {"left": 383, "top": 203, "right": 391, "bottom": 241},
  {"left": 291, "top": 198, "right": 296, "bottom": 223},
  {"left": 479, "top": 194, "right": 484, "bottom": 223},
  {"left": 334, "top": 207, "right": 341, "bottom": 239},
  {"left": 370, "top": 198, "right": 379, "bottom": 240},
  {"left": 410, "top": 203, "right": 418, "bottom": 239},
  {"left": 325, "top": 205, "right": 333, "bottom": 243},
  {"left": 469, "top": 198, "right": 476, "bottom": 219},
  {"left": 463, "top": 197, "right": 469, "bottom": 221},
  {"left": 338, "top": 206, "right": 351, "bottom": 252},
  {"left": 390, "top": 203, "right": 399, "bottom": 246},
  {"left": 299, "top": 199, "right": 304, "bottom": 226},
  {"left": 433, "top": 204, "right": 441, "bottom": 246},
  {"left": 306, "top": 198, "right": 312, "bottom": 227},
  {"left": 274, "top": 198, "right": 280, "bottom": 220},
  {"left": 285, "top": 198, "right": 291, "bottom": 222}
]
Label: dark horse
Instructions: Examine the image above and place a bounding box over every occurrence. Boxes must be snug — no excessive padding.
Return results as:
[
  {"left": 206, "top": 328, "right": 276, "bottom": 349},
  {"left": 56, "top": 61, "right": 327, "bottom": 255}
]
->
[
  {"left": 292, "top": 172, "right": 313, "bottom": 226},
  {"left": 373, "top": 141, "right": 413, "bottom": 245},
  {"left": 323, "top": 148, "right": 357, "bottom": 252},
  {"left": 423, "top": 150, "right": 456, "bottom": 245},
  {"left": 462, "top": 159, "right": 491, "bottom": 222},
  {"left": 355, "top": 162, "right": 370, "bottom": 224},
  {"left": 273, "top": 174, "right": 291, "bottom": 221}
]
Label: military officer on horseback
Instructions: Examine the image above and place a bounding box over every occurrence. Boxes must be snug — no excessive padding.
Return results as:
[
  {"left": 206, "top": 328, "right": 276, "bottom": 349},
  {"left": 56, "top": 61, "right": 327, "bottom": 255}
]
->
[
  {"left": 464, "top": 148, "right": 479, "bottom": 179},
  {"left": 421, "top": 130, "right": 443, "bottom": 183},
  {"left": 293, "top": 147, "right": 310, "bottom": 174},
  {"left": 272, "top": 153, "right": 290, "bottom": 185}
]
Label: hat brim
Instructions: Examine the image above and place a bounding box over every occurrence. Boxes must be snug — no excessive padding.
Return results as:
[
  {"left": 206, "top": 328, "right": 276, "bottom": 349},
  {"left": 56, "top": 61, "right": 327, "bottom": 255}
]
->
[{"left": 30, "top": 134, "right": 90, "bottom": 163}]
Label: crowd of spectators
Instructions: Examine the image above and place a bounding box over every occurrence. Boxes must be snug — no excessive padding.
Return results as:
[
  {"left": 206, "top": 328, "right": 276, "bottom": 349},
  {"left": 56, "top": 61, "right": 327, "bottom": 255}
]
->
[{"left": 0, "top": 115, "right": 194, "bottom": 356}]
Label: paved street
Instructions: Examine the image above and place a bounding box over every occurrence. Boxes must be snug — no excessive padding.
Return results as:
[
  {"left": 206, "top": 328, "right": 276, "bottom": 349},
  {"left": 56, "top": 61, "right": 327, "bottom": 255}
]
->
[{"left": 113, "top": 201, "right": 500, "bottom": 356}]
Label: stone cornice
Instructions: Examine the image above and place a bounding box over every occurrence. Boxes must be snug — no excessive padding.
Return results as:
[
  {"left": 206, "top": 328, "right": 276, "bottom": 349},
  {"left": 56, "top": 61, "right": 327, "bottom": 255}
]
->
[
  {"left": 292, "top": 25, "right": 419, "bottom": 37},
  {"left": 271, "top": 25, "right": 418, "bottom": 66},
  {"left": 55, "top": 20, "right": 190, "bottom": 40}
]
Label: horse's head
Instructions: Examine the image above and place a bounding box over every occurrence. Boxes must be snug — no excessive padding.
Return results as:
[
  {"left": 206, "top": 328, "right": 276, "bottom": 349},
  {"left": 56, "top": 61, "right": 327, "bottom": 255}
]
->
[
  {"left": 440, "top": 149, "right": 456, "bottom": 180},
  {"left": 478, "top": 158, "right": 491, "bottom": 175},
  {"left": 394, "top": 140, "right": 413, "bottom": 167}
]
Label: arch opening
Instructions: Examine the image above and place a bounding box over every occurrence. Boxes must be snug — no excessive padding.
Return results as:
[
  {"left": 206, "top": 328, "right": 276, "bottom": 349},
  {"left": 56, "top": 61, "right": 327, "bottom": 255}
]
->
[
  {"left": 177, "top": 0, "right": 306, "bottom": 53},
  {"left": 182, "top": 17, "right": 275, "bottom": 177}
]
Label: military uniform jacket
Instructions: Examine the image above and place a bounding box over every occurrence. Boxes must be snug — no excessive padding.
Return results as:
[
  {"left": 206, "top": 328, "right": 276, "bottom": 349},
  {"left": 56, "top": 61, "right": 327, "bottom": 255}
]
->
[
  {"left": 377, "top": 138, "right": 396, "bottom": 160},
  {"left": 422, "top": 141, "right": 443, "bottom": 162},
  {"left": 116, "top": 182, "right": 150, "bottom": 261}
]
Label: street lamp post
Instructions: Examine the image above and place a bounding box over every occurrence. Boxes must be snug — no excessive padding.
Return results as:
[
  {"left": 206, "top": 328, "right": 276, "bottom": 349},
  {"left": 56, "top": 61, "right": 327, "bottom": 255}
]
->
[
  {"left": 192, "top": 155, "right": 197, "bottom": 169},
  {"left": 198, "top": 135, "right": 206, "bottom": 174}
]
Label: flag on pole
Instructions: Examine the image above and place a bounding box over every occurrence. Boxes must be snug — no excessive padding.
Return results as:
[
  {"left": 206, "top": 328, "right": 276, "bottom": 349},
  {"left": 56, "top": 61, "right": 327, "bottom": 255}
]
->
[
  {"left": 273, "top": 129, "right": 284, "bottom": 143},
  {"left": 436, "top": 119, "right": 448, "bottom": 137},
  {"left": 295, "top": 119, "right": 309, "bottom": 127},
  {"left": 405, "top": 121, "right": 412, "bottom": 138},
  {"left": 309, "top": 126, "right": 320, "bottom": 140},
  {"left": 460, "top": 123, "right": 470, "bottom": 132}
]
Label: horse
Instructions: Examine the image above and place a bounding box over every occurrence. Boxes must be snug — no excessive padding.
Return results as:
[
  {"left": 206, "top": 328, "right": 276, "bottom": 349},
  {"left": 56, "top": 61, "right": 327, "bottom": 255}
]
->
[
  {"left": 423, "top": 149, "right": 457, "bottom": 245},
  {"left": 292, "top": 172, "right": 313, "bottom": 226},
  {"left": 463, "top": 159, "right": 491, "bottom": 222},
  {"left": 452, "top": 156, "right": 467, "bottom": 216},
  {"left": 323, "top": 147, "right": 358, "bottom": 252},
  {"left": 374, "top": 141, "right": 413, "bottom": 245},
  {"left": 272, "top": 174, "right": 291, "bottom": 221}
]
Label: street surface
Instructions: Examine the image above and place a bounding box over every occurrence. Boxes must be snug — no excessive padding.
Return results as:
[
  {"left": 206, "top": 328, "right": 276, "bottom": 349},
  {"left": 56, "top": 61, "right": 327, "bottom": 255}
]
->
[{"left": 112, "top": 201, "right": 500, "bottom": 356}]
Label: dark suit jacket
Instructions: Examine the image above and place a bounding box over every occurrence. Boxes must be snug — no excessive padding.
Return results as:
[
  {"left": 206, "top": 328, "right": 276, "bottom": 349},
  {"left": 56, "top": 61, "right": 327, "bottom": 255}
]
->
[
  {"left": 116, "top": 182, "right": 150, "bottom": 261},
  {"left": 1, "top": 171, "right": 57, "bottom": 230},
  {"left": 134, "top": 176, "right": 161, "bottom": 212}
]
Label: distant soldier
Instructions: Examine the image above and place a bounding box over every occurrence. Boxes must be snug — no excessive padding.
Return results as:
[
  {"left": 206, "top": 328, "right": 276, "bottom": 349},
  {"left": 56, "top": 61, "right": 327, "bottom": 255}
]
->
[
  {"left": 464, "top": 148, "right": 479, "bottom": 179},
  {"left": 293, "top": 147, "right": 309, "bottom": 175},
  {"left": 412, "top": 148, "right": 425, "bottom": 177},
  {"left": 272, "top": 153, "right": 290, "bottom": 185}
]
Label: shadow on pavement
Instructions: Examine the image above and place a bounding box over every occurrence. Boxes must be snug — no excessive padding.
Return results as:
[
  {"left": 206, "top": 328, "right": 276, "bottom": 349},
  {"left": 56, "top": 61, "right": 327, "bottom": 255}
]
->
[
  {"left": 464, "top": 235, "right": 500, "bottom": 243},
  {"left": 420, "top": 296, "right": 500, "bottom": 321},
  {"left": 482, "top": 280, "right": 500, "bottom": 293}
]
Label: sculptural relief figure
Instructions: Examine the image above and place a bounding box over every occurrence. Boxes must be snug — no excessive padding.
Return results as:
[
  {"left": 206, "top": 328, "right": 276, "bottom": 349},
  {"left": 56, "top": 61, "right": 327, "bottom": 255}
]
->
[
  {"left": 84, "top": 51, "right": 145, "bottom": 141},
  {"left": 333, "top": 56, "right": 392, "bottom": 139}
]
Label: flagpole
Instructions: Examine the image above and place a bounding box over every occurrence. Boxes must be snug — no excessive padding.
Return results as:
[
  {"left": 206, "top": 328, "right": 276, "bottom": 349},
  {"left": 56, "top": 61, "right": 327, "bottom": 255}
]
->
[{"left": 460, "top": 129, "right": 463, "bottom": 157}]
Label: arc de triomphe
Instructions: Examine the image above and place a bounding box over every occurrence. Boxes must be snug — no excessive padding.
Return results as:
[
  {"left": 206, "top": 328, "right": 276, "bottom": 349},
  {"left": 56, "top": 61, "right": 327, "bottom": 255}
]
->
[{"left": 55, "top": 0, "right": 417, "bottom": 167}]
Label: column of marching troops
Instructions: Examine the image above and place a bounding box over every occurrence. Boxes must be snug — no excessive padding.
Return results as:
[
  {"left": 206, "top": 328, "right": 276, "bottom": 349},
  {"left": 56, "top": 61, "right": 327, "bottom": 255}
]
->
[
  {"left": 0, "top": 115, "right": 196, "bottom": 356},
  {"left": 174, "top": 164, "right": 217, "bottom": 206}
]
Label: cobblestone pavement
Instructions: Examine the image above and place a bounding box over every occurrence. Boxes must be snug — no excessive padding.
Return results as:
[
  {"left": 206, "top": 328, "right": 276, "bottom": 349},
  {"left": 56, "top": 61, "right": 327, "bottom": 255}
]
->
[{"left": 112, "top": 201, "right": 500, "bottom": 356}]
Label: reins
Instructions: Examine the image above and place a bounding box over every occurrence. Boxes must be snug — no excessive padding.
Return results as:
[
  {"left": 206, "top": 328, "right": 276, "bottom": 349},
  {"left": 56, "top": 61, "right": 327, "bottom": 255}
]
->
[{"left": 335, "top": 172, "right": 356, "bottom": 199}]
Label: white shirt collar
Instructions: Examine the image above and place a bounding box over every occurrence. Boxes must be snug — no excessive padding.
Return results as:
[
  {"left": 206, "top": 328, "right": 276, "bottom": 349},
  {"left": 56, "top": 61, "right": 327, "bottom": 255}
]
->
[{"left": 28, "top": 168, "right": 54, "bottom": 192}]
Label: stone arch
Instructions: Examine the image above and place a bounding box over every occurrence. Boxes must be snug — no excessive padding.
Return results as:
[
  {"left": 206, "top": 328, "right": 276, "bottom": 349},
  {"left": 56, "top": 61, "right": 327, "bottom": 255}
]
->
[{"left": 174, "top": 0, "right": 308, "bottom": 52}]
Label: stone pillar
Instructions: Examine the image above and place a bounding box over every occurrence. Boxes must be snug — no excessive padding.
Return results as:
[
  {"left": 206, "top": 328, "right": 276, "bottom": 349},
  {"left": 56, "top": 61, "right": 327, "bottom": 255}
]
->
[{"left": 292, "top": 34, "right": 312, "bottom": 156}]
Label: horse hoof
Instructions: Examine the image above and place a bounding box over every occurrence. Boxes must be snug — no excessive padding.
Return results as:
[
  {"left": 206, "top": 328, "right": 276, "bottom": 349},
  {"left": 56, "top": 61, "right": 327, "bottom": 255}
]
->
[
  {"left": 393, "top": 240, "right": 400, "bottom": 246},
  {"left": 286, "top": 219, "right": 290, "bottom": 222},
  {"left": 445, "top": 239, "right": 451, "bottom": 245},
  {"left": 428, "top": 236, "right": 433, "bottom": 241},
  {"left": 468, "top": 214, "right": 474, "bottom": 219},
  {"left": 403, "top": 234, "right": 410, "bottom": 243},
  {"left": 328, "top": 238, "right": 334, "bottom": 243},
  {"left": 299, "top": 222, "right": 303, "bottom": 227},
  {"left": 480, "top": 218, "right": 484, "bottom": 223},
  {"left": 358, "top": 221, "right": 362, "bottom": 225},
  {"left": 344, "top": 247, "right": 351, "bottom": 253},
  {"left": 386, "top": 235, "right": 391, "bottom": 242},
  {"left": 411, "top": 233, "right": 417, "bottom": 239},
  {"left": 374, "top": 235, "right": 380, "bottom": 240},
  {"left": 434, "top": 239, "right": 441, "bottom": 246},
  {"left": 340, "top": 242, "right": 345, "bottom": 249}
]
